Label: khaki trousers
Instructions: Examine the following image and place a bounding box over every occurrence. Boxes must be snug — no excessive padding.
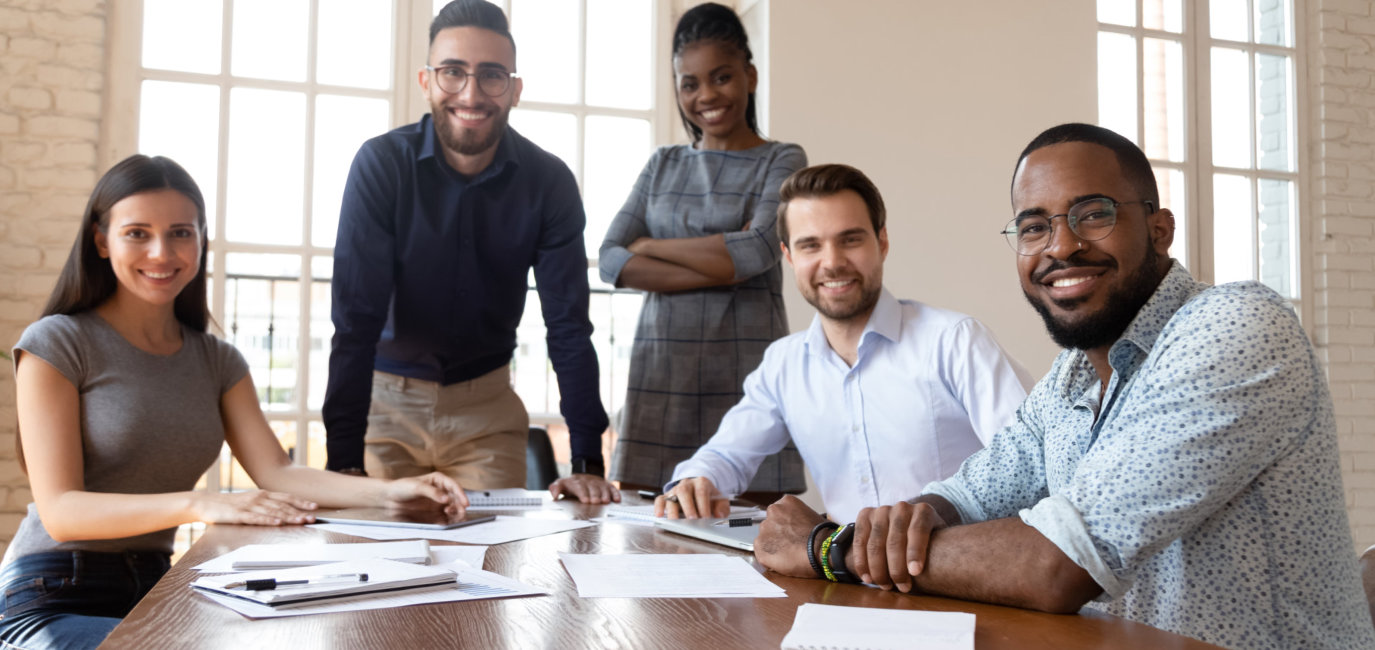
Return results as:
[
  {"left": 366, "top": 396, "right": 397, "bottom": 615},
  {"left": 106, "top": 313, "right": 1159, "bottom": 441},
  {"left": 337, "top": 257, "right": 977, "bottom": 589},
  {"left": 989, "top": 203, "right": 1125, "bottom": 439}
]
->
[{"left": 363, "top": 367, "right": 528, "bottom": 489}]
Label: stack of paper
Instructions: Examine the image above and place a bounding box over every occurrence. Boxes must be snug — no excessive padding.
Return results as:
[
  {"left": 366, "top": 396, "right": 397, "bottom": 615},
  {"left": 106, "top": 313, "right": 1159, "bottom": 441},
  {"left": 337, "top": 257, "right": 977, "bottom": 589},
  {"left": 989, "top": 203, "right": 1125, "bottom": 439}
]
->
[
  {"left": 780, "top": 604, "right": 975, "bottom": 650},
  {"left": 193, "top": 552, "right": 542, "bottom": 619},
  {"left": 558, "top": 553, "right": 785, "bottom": 598},
  {"left": 192, "top": 558, "right": 456, "bottom": 608}
]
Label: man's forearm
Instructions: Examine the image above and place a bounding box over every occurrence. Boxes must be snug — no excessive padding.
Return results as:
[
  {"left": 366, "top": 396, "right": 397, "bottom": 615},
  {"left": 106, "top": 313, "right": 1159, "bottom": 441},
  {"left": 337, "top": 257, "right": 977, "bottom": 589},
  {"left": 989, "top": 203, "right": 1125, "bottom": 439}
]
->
[{"left": 861, "top": 516, "right": 1102, "bottom": 613}]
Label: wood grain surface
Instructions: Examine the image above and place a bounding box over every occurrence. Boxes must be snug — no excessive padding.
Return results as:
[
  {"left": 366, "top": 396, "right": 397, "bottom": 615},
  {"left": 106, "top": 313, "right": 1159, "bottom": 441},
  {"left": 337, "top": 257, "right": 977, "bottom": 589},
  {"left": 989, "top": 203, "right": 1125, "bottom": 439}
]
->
[{"left": 100, "top": 495, "right": 1223, "bottom": 650}]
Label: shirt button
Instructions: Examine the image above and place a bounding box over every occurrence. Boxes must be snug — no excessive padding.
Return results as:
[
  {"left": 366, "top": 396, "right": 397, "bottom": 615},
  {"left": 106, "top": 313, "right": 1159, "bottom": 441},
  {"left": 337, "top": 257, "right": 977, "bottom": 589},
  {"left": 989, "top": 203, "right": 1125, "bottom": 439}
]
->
[
  {"left": 861, "top": 476, "right": 870, "bottom": 484},
  {"left": 851, "top": 425, "right": 859, "bottom": 432}
]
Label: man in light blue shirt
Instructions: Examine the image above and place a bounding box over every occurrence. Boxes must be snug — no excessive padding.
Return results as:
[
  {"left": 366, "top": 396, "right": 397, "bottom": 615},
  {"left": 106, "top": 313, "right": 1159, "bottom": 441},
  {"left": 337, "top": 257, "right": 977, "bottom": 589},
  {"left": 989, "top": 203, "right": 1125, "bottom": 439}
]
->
[
  {"left": 755, "top": 124, "right": 1375, "bottom": 649},
  {"left": 656, "top": 164, "right": 1031, "bottom": 524}
]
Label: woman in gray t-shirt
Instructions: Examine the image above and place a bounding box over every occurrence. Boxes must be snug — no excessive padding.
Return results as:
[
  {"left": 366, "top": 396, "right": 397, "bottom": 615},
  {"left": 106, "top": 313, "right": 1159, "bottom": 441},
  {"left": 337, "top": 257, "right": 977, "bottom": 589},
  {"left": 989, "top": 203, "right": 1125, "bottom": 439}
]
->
[{"left": 4, "top": 155, "right": 471, "bottom": 650}]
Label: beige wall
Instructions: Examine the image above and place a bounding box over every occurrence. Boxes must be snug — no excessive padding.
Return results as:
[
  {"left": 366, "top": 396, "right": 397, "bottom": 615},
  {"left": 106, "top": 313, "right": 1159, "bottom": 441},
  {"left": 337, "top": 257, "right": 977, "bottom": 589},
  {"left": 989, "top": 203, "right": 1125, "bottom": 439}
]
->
[
  {"left": 0, "top": 0, "right": 108, "bottom": 555},
  {"left": 759, "top": 0, "right": 1093, "bottom": 373}
]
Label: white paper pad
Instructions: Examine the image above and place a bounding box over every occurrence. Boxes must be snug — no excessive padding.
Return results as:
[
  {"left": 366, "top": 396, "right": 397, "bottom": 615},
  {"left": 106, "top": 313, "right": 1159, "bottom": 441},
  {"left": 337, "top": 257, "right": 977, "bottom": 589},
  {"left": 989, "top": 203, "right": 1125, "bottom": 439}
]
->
[
  {"left": 781, "top": 604, "right": 975, "bottom": 650},
  {"left": 600, "top": 504, "right": 760, "bottom": 526},
  {"left": 311, "top": 515, "right": 593, "bottom": 545},
  {"left": 465, "top": 488, "right": 550, "bottom": 510},
  {"left": 193, "top": 540, "right": 435, "bottom": 572},
  {"left": 558, "top": 553, "right": 785, "bottom": 598},
  {"left": 196, "top": 565, "right": 543, "bottom": 619}
]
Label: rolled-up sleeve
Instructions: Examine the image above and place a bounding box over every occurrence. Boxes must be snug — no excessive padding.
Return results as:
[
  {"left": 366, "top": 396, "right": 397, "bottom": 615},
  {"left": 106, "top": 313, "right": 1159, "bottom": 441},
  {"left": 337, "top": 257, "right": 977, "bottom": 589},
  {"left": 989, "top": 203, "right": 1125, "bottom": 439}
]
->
[
  {"left": 1045, "top": 287, "right": 1315, "bottom": 592},
  {"left": 598, "top": 151, "right": 658, "bottom": 286},
  {"left": 721, "top": 144, "right": 807, "bottom": 280}
]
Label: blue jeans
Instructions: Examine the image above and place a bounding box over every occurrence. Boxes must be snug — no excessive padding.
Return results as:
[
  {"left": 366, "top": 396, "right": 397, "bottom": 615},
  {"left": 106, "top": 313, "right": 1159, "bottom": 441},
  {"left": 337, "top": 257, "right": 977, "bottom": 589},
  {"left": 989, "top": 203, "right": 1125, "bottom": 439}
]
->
[{"left": 0, "top": 550, "right": 170, "bottom": 650}]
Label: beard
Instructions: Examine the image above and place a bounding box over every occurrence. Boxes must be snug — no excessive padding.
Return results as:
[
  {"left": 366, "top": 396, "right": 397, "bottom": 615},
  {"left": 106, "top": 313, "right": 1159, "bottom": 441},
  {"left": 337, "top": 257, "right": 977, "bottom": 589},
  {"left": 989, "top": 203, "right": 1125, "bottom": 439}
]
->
[
  {"left": 1024, "top": 246, "right": 1165, "bottom": 351},
  {"left": 433, "top": 102, "right": 510, "bottom": 157},
  {"left": 804, "top": 277, "right": 883, "bottom": 323}
]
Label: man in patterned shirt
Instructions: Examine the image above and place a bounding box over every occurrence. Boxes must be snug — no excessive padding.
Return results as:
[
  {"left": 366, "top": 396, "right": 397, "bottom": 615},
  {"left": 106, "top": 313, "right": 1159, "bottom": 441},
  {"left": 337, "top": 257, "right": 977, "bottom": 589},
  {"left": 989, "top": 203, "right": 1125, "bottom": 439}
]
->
[{"left": 754, "top": 123, "right": 1375, "bottom": 649}]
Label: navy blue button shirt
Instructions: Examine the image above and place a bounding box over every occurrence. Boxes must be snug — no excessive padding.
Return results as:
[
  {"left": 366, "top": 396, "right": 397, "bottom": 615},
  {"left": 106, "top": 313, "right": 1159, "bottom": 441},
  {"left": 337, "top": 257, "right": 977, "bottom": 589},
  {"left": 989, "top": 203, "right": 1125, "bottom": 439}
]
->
[{"left": 324, "top": 115, "right": 608, "bottom": 471}]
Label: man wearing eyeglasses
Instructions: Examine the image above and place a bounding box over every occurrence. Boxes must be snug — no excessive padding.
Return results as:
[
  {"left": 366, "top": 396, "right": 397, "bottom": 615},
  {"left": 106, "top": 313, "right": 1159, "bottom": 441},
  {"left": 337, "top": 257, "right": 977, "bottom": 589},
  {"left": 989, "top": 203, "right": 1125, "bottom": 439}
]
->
[
  {"left": 324, "top": 0, "right": 619, "bottom": 504},
  {"left": 754, "top": 123, "right": 1375, "bottom": 649}
]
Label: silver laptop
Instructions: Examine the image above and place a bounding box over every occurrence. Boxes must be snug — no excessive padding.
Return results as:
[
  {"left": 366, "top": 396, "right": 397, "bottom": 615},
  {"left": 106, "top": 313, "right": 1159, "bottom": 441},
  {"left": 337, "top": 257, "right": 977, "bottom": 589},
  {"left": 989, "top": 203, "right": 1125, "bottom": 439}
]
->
[{"left": 654, "top": 516, "right": 763, "bottom": 552}]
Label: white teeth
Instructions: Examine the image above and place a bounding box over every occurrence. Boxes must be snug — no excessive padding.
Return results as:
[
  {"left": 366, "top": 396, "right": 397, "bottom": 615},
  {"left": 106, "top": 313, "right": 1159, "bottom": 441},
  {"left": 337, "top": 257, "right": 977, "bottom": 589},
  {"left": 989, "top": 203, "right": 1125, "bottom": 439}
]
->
[
  {"left": 1052, "top": 276, "right": 1091, "bottom": 288},
  {"left": 700, "top": 109, "right": 726, "bottom": 121},
  {"left": 455, "top": 110, "right": 487, "bottom": 120},
  {"left": 144, "top": 271, "right": 173, "bottom": 279},
  {"left": 821, "top": 280, "right": 853, "bottom": 288}
]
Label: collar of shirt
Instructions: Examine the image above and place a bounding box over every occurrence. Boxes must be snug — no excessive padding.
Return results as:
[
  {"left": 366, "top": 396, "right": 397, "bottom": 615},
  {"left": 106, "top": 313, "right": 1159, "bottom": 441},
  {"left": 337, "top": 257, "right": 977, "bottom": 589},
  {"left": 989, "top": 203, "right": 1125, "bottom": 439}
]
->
[
  {"left": 416, "top": 113, "right": 522, "bottom": 183},
  {"left": 1060, "top": 261, "right": 1204, "bottom": 412},
  {"left": 801, "top": 287, "right": 901, "bottom": 366}
]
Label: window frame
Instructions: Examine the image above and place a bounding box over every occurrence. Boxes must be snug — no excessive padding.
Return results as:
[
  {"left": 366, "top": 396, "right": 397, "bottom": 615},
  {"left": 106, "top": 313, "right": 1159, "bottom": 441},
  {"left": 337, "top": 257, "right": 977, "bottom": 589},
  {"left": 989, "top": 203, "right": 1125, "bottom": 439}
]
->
[
  {"left": 103, "top": 0, "right": 679, "bottom": 481},
  {"left": 1096, "top": 0, "right": 1311, "bottom": 325}
]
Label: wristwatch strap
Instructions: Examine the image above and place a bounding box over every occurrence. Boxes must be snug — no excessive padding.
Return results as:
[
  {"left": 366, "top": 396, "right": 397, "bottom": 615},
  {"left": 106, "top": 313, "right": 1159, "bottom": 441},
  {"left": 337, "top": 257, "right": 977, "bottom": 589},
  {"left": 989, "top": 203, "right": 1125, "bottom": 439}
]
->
[
  {"left": 570, "top": 456, "right": 605, "bottom": 477},
  {"left": 826, "top": 523, "right": 862, "bottom": 584}
]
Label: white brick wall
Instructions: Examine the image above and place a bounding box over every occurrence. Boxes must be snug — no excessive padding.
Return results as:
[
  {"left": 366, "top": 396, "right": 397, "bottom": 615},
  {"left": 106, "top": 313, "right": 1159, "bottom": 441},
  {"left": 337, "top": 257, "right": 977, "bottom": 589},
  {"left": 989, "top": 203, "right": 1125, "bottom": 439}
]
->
[
  {"left": 0, "top": 0, "right": 106, "bottom": 557},
  {"left": 1311, "top": 0, "right": 1375, "bottom": 551}
]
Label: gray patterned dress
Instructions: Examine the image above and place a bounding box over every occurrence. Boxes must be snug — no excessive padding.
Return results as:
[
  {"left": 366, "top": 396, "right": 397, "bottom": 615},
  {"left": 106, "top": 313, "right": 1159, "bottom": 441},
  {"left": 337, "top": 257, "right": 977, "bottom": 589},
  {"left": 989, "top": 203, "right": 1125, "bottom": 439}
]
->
[{"left": 599, "top": 141, "right": 807, "bottom": 490}]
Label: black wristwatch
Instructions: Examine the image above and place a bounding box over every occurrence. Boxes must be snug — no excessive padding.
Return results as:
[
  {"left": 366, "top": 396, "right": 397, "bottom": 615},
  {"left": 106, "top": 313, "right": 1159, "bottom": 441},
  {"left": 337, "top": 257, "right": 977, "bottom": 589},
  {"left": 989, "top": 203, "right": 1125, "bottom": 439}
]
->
[
  {"left": 827, "top": 523, "right": 862, "bottom": 584},
  {"left": 570, "top": 456, "right": 605, "bottom": 477}
]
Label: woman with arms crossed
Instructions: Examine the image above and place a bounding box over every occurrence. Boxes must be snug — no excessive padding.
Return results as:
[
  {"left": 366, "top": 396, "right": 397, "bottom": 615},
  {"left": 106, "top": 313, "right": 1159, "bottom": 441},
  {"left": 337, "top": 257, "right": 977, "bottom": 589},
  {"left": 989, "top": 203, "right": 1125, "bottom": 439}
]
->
[
  {"left": 600, "top": 3, "right": 807, "bottom": 500},
  {"left": 4, "top": 155, "right": 468, "bottom": 650}
]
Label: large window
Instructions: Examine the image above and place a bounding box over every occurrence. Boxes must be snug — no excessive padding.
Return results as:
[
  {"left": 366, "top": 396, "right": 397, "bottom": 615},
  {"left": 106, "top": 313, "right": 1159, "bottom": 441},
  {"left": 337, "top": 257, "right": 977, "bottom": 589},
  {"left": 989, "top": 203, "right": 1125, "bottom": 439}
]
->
[
  {"left": 1097, "top": 0, "right": 1303, "bottom": 310},
  {"left": 115, "top": 0, "right": 669, "bottom": 485}
]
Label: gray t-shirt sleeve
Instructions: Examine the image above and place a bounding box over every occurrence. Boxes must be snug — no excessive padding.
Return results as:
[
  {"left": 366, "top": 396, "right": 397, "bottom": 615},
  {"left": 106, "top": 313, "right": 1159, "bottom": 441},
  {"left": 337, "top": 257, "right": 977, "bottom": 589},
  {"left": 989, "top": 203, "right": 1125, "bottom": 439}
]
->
[
  {"left": 14, "top": 315, "right": 88, "bottom": 387},
  {"left": 209, "top": 334, "right": 251, "bottom": 395}
]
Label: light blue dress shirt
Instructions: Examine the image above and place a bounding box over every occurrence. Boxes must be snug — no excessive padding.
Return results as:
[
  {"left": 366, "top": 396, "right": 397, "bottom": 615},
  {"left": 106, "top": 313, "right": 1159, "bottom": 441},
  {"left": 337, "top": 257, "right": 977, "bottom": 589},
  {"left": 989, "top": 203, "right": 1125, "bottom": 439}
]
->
[
  {"left": 926, "top": 263, "right": 1375, "bottom": 649},
  {"left": 671, "top": 289, "right": 1031, "bottom": 523}
]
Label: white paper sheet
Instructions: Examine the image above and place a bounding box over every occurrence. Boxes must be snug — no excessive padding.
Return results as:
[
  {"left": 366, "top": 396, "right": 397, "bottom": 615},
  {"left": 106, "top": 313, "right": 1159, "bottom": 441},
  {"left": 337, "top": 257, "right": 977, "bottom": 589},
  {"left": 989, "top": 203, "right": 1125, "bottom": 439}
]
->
[
  {"left": 311, "top": 516, "right": 593, "bottom": 545},
  {"left": 192, "top": 540, "right": 435, "bottom": 572},
  {"left": 196, "top": 566, "right": 544, "bottom": 619},
  {"left": 780, "top": 604, "right": 975, "bottom": 650},
  {"left": 558, "top": 553, "right": 785, "bottom": 598}
]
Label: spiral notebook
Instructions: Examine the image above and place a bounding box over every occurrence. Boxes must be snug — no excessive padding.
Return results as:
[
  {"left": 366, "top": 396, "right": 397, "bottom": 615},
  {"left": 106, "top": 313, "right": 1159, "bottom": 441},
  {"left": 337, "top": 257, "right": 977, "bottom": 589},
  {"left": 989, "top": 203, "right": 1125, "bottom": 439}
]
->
[{"left": 465, "top": 489, "right": 546, "bottom": 508}]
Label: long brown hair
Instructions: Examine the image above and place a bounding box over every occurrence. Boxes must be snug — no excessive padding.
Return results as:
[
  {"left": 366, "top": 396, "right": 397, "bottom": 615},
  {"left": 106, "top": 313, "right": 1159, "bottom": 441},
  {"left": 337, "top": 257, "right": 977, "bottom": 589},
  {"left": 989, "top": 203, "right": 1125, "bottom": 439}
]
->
[
  {"left": 18, "top": 155, "right": 211, "bottom": 474},
  {"left": 42, "top": 154, "right": 211, "bottom": 331}
]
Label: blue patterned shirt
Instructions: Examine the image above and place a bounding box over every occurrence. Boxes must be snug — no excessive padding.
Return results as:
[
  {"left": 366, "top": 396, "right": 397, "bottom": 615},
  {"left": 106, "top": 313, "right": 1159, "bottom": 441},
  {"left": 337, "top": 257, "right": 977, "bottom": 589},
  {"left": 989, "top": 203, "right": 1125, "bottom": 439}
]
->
[{"left": 925, "top": 262, "right": 1375, "bottom": 649}]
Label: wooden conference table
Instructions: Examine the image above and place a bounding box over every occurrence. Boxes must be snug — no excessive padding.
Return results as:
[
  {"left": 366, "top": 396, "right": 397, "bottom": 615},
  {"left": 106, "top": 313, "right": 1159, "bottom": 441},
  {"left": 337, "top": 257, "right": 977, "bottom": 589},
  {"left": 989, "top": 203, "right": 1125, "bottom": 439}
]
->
[{"left": 101, "top": 494, "right": 1222, "bottom": 649}]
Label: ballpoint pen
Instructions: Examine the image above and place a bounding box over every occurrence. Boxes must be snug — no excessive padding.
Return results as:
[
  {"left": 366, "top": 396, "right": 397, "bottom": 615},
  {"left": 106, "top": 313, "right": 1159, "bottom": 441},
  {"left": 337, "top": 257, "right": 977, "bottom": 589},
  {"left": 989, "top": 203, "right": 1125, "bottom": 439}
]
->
[{"left": 224, "top": 572, "right": 370, "bottom": 591}]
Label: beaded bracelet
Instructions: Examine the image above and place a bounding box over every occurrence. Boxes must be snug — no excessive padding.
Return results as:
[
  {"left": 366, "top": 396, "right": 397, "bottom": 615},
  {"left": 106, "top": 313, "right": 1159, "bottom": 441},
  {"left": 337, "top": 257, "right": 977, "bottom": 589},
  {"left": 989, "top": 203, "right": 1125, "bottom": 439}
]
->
[
  {"left": 806, "top": 521, "right": 840, "bottom": 579},
  {"left": 819, "top": 528, "right": 840, "bottom": 582}
]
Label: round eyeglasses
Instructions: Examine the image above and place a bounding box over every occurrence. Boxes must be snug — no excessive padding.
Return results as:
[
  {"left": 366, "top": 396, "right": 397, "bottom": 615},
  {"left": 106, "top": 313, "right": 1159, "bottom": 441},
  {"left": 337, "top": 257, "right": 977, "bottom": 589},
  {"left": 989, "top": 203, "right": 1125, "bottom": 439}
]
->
[
  {"left": 1000, "top": 197, "right": 1155, "bottom": 255},
  {"left": 425, "top": 65, "right": 519, "bottom": 97}
]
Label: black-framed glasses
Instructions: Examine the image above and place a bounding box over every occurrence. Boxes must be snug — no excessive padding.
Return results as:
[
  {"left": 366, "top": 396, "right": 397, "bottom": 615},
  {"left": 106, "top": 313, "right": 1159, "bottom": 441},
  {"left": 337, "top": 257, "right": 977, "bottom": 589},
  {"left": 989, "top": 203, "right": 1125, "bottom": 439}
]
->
[
  {"left": 425, "top": 65, "right": 519, "bottom": 97},
  {"left": 1000, "top": 197, "right": 1155, "bottom": 255}
]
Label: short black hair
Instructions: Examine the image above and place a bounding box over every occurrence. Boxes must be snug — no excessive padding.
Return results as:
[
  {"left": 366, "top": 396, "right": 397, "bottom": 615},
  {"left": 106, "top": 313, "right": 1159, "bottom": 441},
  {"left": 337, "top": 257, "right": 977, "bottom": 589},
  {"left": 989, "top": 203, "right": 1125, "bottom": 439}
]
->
[
  {"left": 1013, "top": 123, "right": 1159, "bottom": 207},
  {"left": 777, "top": 164, "right": 886, "bottom": 248},
  {"left": 672, "top": 2, "right": 759, "bottom": 143},
  {"left": 430, "top": 0, "right": 516, "bottom": 62}
]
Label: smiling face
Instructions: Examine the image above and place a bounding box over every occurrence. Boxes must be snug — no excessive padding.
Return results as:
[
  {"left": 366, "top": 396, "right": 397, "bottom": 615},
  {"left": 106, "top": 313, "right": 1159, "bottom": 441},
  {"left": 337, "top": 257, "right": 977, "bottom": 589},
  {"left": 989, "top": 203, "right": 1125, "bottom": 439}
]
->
[
  {"left": 674, "top": 40, "right": 758, "bottom": 150},
  {"left": 1011, "top": 141, "right": 1174, "bottom": 352},
  {"left": 421, "top": 26, "right": 522, "bottom": 173},
  {"left": 94, "top": 188, "right": 203, "bottom": 310},
  {"left": 783, "top": 190, "right": 888, "bottom": 325}
]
